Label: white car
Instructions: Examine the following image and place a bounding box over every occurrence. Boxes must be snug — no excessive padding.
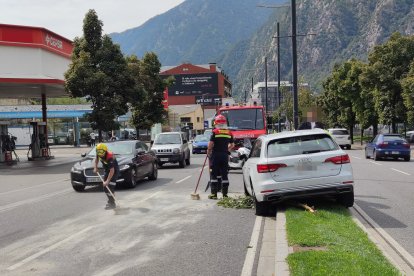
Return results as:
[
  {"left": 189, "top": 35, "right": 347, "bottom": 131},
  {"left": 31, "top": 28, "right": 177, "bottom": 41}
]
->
[
  {"left": 243, "top": 129, "right": 354, "bottom": 216},
  {"left": 328, "top": 128, "right": 351, "bottom": 149}
]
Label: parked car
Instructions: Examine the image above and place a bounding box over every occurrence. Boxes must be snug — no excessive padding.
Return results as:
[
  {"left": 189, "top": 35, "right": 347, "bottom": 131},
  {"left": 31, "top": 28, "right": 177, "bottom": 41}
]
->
[
  {"left": 405, "top": 130, "right": 414, "bottom": 143},
  {"left": 192, "top": 134, "right": 209, "bottom": 154},
  {"left": 365, "top": 134, "right": 411, "bottom": 161},
  {"left": 243, "top": 129, "right": 354, "bottom": 216},
  {"left": 328, "top": 128, "right": 351, "bottom": 149},
  {"left": 70, "top": 140, "right": 158, "bottom": 192},
  {"left": 151, "top": 132, "right": 191, "bottom": 168}
]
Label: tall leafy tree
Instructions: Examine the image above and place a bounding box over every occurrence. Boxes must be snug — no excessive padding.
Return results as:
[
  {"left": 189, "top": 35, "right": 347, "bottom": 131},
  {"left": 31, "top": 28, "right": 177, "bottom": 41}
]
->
[
  {"left": 362, "top": 33, "right": 414, "bottom": 133},
  {"left": 64, "top": 9, "right": 133, "bottom": 141},
  {"left": 129, "top": 52, "right": 170, "bottom": 136},
  {"left": 402, "top": 62, "right": 414, "bottom": 128}
]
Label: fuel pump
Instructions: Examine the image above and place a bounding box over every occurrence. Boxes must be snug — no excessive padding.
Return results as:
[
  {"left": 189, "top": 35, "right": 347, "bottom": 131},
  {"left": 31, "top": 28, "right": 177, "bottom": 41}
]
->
[
  {"left": 0, "top": 121, "right": 17, "bottom": 164},
  {"left": 28, "top": 122, "right": 53, "bottom": 161}
]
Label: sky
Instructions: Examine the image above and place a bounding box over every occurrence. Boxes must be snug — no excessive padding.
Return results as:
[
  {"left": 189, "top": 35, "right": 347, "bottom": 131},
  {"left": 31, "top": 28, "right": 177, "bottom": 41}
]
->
[{"left": 0, "top": 0, "right": 185, "bottom": 40}]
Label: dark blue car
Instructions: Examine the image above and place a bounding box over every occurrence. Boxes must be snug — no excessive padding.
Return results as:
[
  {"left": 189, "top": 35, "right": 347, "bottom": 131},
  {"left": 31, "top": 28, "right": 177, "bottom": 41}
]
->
[
  {"left": 365, "top": 134, "right": 411, "bottom": 161},
  {"left": 192, "top": 135, "right": 209, "bottom": 154}
]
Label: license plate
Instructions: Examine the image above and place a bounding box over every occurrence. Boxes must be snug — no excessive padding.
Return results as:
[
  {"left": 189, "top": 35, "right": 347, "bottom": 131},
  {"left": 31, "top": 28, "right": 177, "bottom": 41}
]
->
[
  {"left": 160, "top": 158, "right": 169, "bottom": 162},
  {"left": 86, "top": 177, "right": 101, "bottom": 183},
  {"left": 48, "top": 139, "right": 54, "bottom": 143},
  {"left": 392, "top": 151, "right": 400, "bottom": 154}
]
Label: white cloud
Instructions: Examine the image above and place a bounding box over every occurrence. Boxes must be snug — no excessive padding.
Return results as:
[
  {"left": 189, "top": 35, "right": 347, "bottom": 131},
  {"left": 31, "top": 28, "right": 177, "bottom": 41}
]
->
[{"left": 0, "top": 0, "right": 185, "bottom": 40}]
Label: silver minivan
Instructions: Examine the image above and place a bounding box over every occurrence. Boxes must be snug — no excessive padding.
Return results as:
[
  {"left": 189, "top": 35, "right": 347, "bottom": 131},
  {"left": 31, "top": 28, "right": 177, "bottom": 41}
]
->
[{"left": 150, "top": 132, "right": 191, "bottom": 168}]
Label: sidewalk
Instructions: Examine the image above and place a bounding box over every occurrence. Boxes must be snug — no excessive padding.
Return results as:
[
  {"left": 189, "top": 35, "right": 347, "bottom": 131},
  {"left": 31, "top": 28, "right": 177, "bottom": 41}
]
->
[{"left": 0, "top": 145, "right": 90, "bottom": 169}]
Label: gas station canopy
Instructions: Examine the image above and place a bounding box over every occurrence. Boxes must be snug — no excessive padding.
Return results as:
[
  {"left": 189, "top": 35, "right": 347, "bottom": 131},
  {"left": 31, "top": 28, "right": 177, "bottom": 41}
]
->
[{"left": 0, "top": 24, "right": 73, "bottom": 99}]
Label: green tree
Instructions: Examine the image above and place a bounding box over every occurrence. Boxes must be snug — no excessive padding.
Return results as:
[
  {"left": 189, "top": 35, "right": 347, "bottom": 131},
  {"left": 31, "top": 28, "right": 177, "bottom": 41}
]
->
[
  {"left": 129, "top": 52, "right": 171, "bottom": 136},
  {"left": 401, "top": 62, "right": 414, "bottom": 128},
  {"left": 362, "top": 33, "right": 414, "bottom": 133},
  {"left": 64, "top": 9, "right": 133, "bottom": 141}
]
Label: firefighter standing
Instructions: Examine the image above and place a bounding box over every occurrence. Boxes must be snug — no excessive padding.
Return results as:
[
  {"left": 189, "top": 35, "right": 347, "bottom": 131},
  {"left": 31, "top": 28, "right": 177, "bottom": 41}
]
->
[
  {"left": 207, "top": 115, "right": 234, "bottom": 199},
  {"left": 94, "top": 143, "right": 119, "bottom": 209}
]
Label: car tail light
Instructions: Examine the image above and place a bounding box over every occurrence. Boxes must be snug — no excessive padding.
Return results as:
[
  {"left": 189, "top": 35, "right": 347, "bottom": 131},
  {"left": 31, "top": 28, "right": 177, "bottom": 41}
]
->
[
  {"left": 257, "top": 163, "right": 287, "bottom": 173},
  {"left": 379, "top": 142, "right": 389, "bottom": 148},
  {"left": 324, "top": 154, "right": 350, "bottom": 165},
  {"left": 403, "top": 143, "right": 410, "bottom": 149}
]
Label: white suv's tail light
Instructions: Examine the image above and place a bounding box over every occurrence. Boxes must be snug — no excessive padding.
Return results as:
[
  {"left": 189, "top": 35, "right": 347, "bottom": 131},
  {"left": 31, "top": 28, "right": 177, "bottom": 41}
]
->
[
  {"left": 257, "top": 163, "right": 287, "bottom": 173},
  {"left": 324, "top": 154, "right": 350, "bottom": 164}
]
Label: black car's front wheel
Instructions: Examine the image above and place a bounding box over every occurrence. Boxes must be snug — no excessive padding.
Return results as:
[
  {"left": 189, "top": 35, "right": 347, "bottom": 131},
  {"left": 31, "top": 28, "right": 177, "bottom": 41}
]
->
[
  {"left": 126, "top": 168, "right": 137, "bottom": 188},
  {"left": 148, "top": 163, "right": 158, "bottom": 180}
]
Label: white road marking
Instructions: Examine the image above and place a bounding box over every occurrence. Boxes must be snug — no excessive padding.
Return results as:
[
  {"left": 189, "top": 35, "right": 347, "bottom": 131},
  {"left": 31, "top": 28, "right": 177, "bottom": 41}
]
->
[
  {"left": 0, "top": 179, "right": 69, "bottom": 196},
  {"left": 370, "top": 161, "right": 382, "bottom": 166},
  {"left": 175, "top": 175, "right": 191, "bottom": 184},
  {"left": 391, "top": 168, "right": 411, "bottom": 176},
  {"left": 0, "top": 189, "right": 72, "bottom": 213},
  {"left": 7, "top": 226, "right": 94, "bottom": 271},
  {"left": 241, "top": 215, "right": 263, "bottom": 276},
  {"left": 351, "top": 156, "right": 362, "bottom": 160}
]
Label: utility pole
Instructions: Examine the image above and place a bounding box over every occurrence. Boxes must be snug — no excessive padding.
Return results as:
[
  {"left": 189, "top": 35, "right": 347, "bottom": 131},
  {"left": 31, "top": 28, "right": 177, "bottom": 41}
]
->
[
  {"left": 277, "top": 22, "right": 281, "bottom": 132},
  {"left": 251, "top": 77, "right": 254, "bottom": 102},
  {"left": 265, "top": 56, "right": 268, "bottom": 133},
  {"left": 291, "top": 0, "right": 299, "bottom": 130}
]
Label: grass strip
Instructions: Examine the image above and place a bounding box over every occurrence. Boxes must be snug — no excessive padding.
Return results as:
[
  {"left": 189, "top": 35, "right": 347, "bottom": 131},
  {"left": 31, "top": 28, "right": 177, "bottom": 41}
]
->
[{"left": 285, "top": 202, "right": 400, "bottom": 276}]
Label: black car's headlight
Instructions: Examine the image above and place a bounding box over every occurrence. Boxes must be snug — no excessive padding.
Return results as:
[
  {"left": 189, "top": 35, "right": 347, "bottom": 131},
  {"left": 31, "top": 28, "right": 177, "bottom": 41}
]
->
[
  {"left": 71, "top": 166, "right": 82, "bottom": 174},
  {"left": 119, "top": 164, "right": 130, "bottom": 171}
]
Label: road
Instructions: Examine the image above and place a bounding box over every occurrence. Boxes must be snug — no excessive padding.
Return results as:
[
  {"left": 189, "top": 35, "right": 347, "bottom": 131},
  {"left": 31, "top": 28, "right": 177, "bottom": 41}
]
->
[
  {"left": 346, "top": 149, "right": 414, "bottom": 257},
  {"left": 1, "top": 147, "right": 414, "bottom": 275},
  {"left": 0, "top": 154, "right": 256, "bottom": 276}
]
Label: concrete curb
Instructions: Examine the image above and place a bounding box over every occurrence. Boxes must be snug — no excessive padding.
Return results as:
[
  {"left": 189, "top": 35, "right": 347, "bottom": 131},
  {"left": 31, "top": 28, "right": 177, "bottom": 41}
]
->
[
  {"left": 351, "top": 204, "right": 414, "bottom": 275},
  {"left": 275, "top": 210, "right": 290, "bottom": 276}
]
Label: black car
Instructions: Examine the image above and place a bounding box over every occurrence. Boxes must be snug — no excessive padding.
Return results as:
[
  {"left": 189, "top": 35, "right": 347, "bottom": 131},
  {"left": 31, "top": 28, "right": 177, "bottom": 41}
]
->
[{"left": 70, "top": 140, "right": 158, "bottom": 192}]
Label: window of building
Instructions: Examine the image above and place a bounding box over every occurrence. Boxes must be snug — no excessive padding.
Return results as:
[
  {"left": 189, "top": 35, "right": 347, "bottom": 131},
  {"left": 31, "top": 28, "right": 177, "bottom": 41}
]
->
[{"left": 197, "top": 117, "right": 200, "bottom": 123}]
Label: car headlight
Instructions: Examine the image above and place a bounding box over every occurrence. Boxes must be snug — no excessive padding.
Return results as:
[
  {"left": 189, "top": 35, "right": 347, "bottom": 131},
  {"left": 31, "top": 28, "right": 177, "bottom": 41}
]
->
[
  {"left": 193, "top": 144, "right": 198, "bottom": 148},
  {"left": 173, "top": 148, "right": 181, "bottom": 154},
  {"left": 71, "top": 166, "right": 82, "bottom": 174},
  {"left": 119, "top": 164, "right": 130, "bottom": 171}
]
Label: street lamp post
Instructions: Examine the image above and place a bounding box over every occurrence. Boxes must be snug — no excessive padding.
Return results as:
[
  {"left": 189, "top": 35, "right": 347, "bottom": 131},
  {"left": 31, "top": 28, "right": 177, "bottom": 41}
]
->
[
  {"left": 277, "top": 22, "right": 281, "bottom": 132},
  {"left": 291, "top": 0, "right": 299, "bottom": 130}
]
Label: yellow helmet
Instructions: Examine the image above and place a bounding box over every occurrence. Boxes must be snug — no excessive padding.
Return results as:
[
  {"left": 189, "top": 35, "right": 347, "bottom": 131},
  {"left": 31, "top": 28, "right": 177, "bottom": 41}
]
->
[{"left": 96, "top": 143, "right": 108, "bottom": 157}]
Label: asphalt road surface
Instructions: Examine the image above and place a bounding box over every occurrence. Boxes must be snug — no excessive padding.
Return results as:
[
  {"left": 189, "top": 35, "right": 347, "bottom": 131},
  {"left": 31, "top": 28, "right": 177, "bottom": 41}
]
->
[
  {"left": 0, "top": 154, "right": 256, "bottom": 276},
  {"left": 346, "top": 148, "right": 414, "bottom": 257}
]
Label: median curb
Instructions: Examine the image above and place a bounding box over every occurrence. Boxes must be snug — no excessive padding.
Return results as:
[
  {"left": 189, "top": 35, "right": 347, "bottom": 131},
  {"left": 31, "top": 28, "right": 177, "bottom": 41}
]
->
[
  {"left": 275, "top": 209, "right": 290, "bottom": 276},
  {"left": 351, "top": 204, "right": 414, "bottom": 275}
]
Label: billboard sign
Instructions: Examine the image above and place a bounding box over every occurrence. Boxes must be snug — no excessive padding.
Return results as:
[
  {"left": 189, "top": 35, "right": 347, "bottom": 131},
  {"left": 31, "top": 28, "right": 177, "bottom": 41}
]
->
[
  {"left": 167, "top": 73, "right": 218, "bottom": 96},
  {"left": 195, "top": 95, "right": 222, "bottom": 105}
]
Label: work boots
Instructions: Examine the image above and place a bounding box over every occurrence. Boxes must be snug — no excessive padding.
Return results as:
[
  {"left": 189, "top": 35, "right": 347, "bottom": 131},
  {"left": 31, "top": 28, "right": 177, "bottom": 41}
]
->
[
  {"left": 222, "top": 186, "right": 229, "bottom": 198},
  {"left": 209, "top": 181, "right": 218, "bottom": 200}
]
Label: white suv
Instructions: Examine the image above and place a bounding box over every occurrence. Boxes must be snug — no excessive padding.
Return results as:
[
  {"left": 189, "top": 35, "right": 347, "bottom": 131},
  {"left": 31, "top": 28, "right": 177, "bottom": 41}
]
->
[
  {"left": 243, "top": 129, "right": 354, "bottom": 216},
  {"left": 328, "top": 128, "right": 351, "bottom": 150}
]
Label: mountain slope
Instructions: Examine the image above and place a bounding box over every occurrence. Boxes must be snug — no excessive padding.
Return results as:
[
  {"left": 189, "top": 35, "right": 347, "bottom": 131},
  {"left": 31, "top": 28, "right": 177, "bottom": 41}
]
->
[
  {"left": 110, "top": 0, "right": 280, "bottom": 65},
  {"left": 227, "top": 0, "right": 414, "bottom": 99}
]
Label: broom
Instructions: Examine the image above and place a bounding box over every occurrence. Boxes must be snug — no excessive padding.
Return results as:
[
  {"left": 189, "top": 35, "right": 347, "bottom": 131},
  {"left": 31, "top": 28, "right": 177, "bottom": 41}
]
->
[
  {"left": 191, "top": 154, "right": 208, "bottom": 200},
  {"left": 97, "top": 172, "right": 119, "bottom": 208}
]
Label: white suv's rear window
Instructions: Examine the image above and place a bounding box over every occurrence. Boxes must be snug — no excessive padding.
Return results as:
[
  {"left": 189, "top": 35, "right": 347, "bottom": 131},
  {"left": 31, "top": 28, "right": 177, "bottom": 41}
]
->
[
  {"left": 267, "top": 134, "right": 338, "bottom": 158},
  {"left": 331, "top": 130, "right": 349, "bottom": 135}
]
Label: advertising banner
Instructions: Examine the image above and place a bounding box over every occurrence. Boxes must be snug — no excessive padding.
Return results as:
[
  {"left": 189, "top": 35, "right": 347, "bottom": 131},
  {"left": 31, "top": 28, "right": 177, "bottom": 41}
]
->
[{"left": 167, "top": 73, "right": 218, "bottom": 96}]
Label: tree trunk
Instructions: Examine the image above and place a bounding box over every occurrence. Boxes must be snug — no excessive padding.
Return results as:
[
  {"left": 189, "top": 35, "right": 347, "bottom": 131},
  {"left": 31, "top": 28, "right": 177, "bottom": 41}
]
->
[
  {"left": 98, "top": 129, "right": 102, "bottom": 142},
  {"left": 360, "top": 128, "right": 363, "bottom": 146},
  {"left": 373, "top": 124, "right": 378, "bottom": 137},
  {"left": 350, "top": 125, "right": 354, "bottom": 145},
  {"left": 392, "top": 122, "right": 396, "bottom": 133}
]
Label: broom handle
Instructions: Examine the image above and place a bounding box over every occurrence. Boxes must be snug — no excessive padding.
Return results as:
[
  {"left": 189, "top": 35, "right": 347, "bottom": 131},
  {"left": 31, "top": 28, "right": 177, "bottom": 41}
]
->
[
  {"left": 194, "top": 154, "right": 208, "bottom": 193},
  {"left": 97, "top": 172, "right": 117, "bottom": 203}
]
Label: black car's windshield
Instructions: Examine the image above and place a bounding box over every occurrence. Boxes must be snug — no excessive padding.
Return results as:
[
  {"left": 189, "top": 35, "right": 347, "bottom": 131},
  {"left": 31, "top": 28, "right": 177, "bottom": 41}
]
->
[
  {"left": 88, "top": 143, "right": 134, "bottom": 156},
  {"left": 195, "top": 135, "right": 209, "bottom": 142},
  {"left": 154, "top": 133, "right": 181, "bottom": 144},
  {"left": 220, "top": 108, "right": 264, "bottom": 130}
]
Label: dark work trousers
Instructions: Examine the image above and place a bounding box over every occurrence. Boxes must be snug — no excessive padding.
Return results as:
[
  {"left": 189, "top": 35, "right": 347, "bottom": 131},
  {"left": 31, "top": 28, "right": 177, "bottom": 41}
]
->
[
  {"left": 103, "top": 173, "right": 117, "bottom": 205},
  {"left": 211, "top": 152, "right": 229, "bottom": 195}
]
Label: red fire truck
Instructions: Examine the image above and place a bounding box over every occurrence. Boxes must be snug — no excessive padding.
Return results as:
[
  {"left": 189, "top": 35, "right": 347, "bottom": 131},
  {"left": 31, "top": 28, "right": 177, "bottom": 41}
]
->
[{"left": 217, "top": 104, "right": 267, "bottom": 140}]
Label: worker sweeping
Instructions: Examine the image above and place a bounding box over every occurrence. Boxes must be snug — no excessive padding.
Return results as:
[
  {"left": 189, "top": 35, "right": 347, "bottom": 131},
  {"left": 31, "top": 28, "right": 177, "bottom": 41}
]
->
[
  {"left": 207, "top": 114, "right": 234, "bottom": 199},
  {"left": 94, "top": 143, "right": 119, "bottom": 210}
]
